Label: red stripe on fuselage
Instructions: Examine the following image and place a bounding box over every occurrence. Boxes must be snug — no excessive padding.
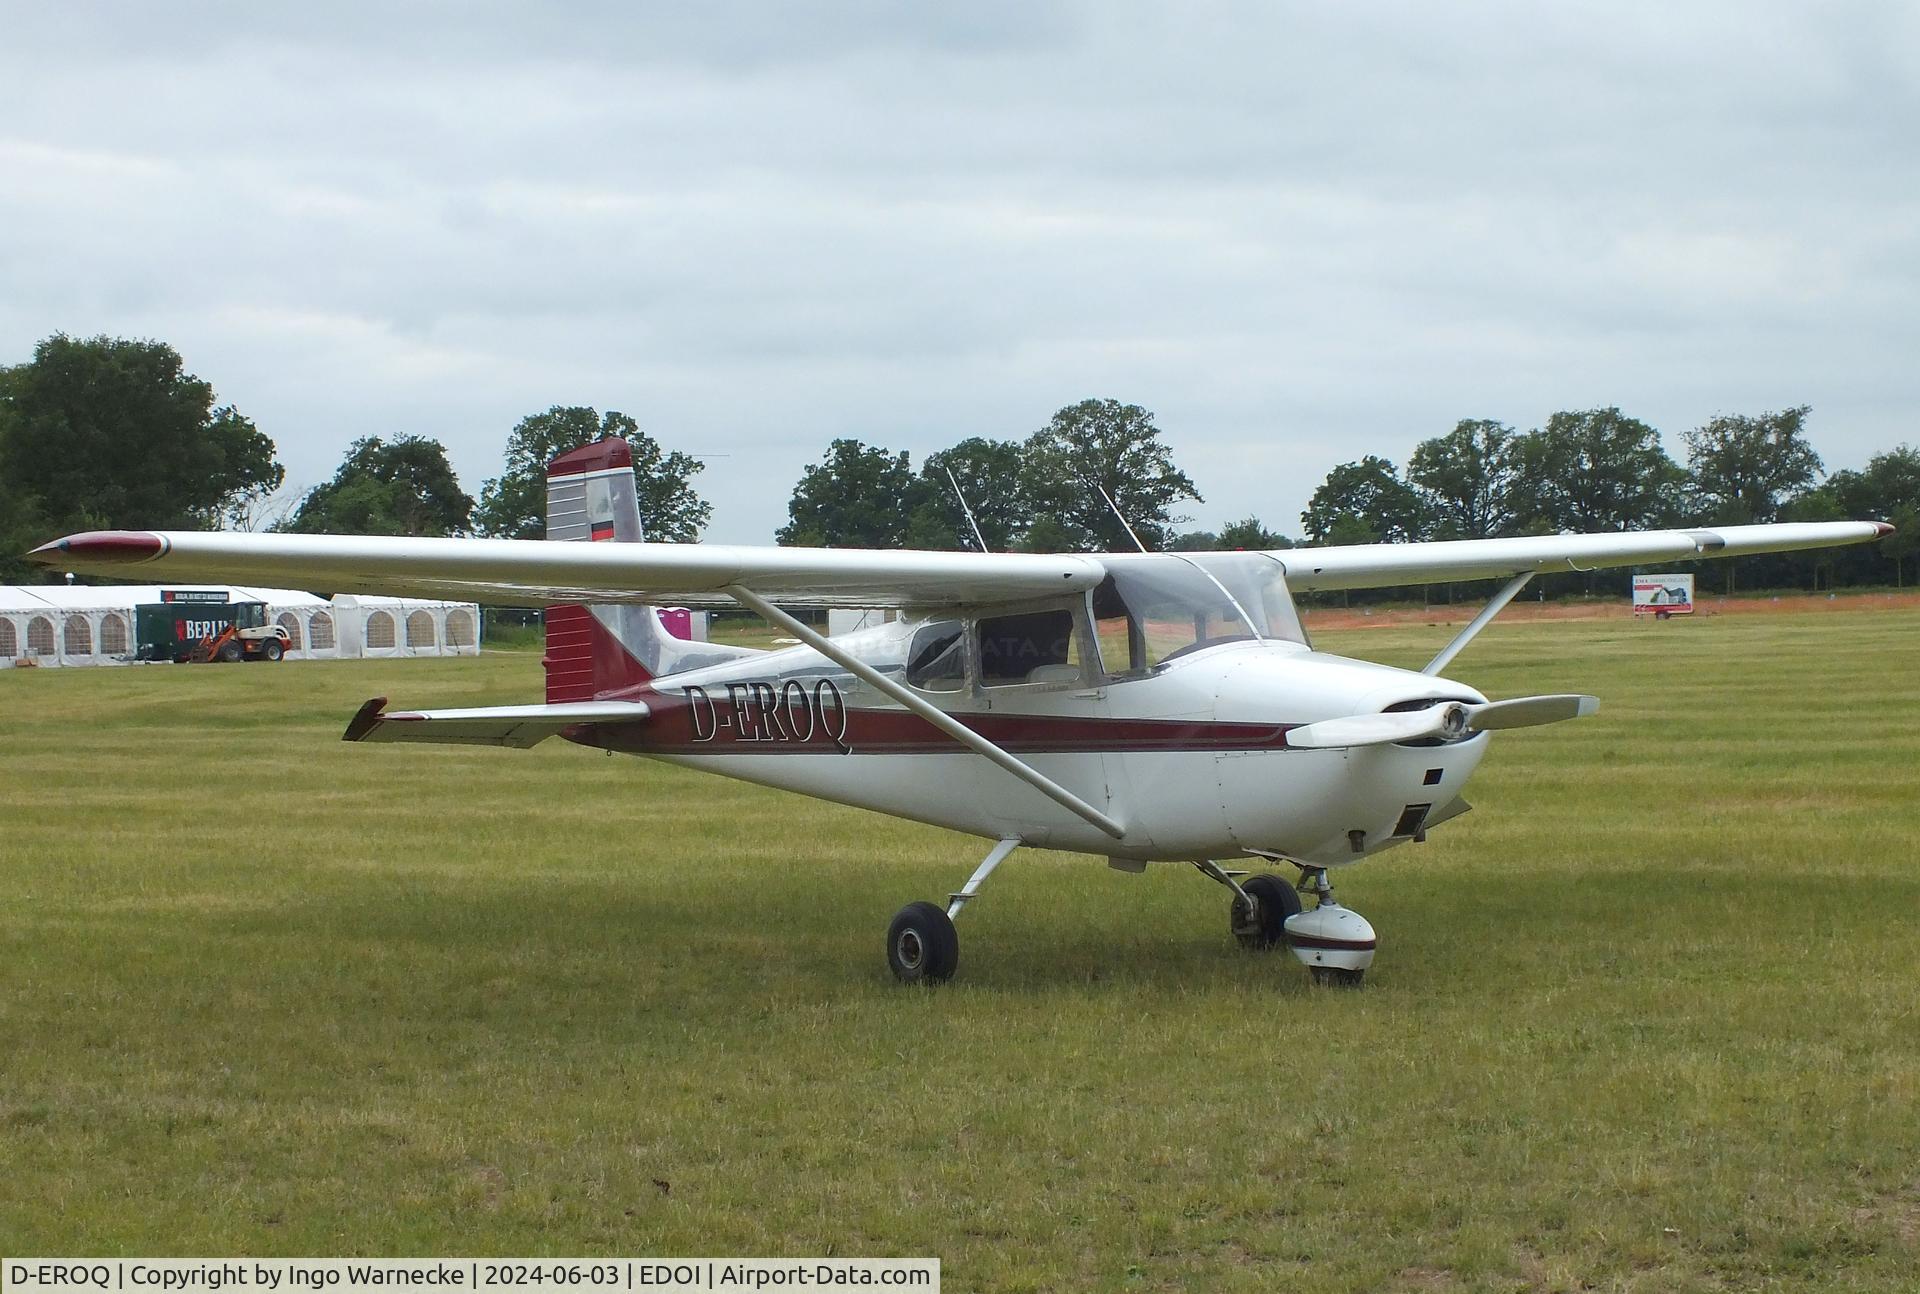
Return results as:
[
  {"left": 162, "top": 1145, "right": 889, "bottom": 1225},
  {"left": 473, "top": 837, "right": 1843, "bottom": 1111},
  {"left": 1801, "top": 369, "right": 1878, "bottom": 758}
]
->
[{"left": 565, "top": 684, "right": 1295, "bottom": 756}]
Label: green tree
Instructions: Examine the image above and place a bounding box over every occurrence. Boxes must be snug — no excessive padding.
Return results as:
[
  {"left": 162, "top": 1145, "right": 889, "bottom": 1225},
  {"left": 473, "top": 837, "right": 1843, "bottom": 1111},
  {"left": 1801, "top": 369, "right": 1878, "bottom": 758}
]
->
[
  {"left": 474, "top": 406, "right": 710, "bottom": 542},
  {"left": 904, "top": 437, "right": 1030, "bottom": 552},
  {"left": 1683, "top": 406, "right": 1823, "bottom": 524},
  {"left": 1017, "top": 514, "right": 1078, "bottom": 554},
  {"left": 1325, "top": 514, "right": 1380, "bottom": 546},
  {"left": 1884, "top": 505, "right": 1920, "bottom": 586},
  {"left": 1023, "top": 399, "right": 1201, "bottom": 551},
  {"left": 1301, "top": 456, "right": 1426, "bottom": 544},
  {"left": 776, "top": 439, "right": 921, "bottom": 548},
  {"left": 1512, "top": 408, "right": 1686, "bottom": 533},
  {"left": 0, "top": 466, "right": 48, "bottom": 584},
  {"left": 1218, "top": 516, "right": 1292, "bottom": 549},
  {"left": 1168, "top": 529, "right": 1220, "bottom": 551},
  {"left": 1407, "top": 419, "right": 1521, "bottom": 540},
  {"left": 0, "top": 334, "right": 282, "bottom": 550},
  {"left": 284, "top": 435, "right": 473, "bottom": 536},
  {"left": 1824, "top": 445, "right": 1920, "bottom": 585}
]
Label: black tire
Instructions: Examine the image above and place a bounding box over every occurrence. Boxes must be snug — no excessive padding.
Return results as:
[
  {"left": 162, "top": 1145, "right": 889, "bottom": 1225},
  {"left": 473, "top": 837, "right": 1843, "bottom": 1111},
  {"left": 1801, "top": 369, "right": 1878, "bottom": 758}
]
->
[
  {"left": 215, "top": 641, "right": 243, "bottom": 663},
  {"left": 1310, "top": 965, "right": 1365, "bottom": 988},
  {"left": 1231, "top": 873, "right": 1302, "bottom": 949},
  {"left": 260, "top": 639, "right": 284, "bottom": 662},
  {"left": 887, "top": 901, "right": 959, "bottom": 984}
]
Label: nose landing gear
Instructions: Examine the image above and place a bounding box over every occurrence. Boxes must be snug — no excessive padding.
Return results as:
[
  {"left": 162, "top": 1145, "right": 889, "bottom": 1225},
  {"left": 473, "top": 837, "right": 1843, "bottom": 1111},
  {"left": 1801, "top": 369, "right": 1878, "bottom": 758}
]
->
[
  {"left": 1284, "top": 866, "right": 1375, "bottom": 987},
  {"left": 1199, "top": 859, "right": 1376, "bottom": 987}
]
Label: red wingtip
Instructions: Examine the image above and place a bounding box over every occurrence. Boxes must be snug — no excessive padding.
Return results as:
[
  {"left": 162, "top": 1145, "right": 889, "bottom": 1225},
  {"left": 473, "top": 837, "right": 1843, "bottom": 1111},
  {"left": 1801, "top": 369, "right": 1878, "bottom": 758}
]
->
[
  {"left": 1873, "top": 521, "right": 1896, "bottom": 538},
  {"left": 29, "top": 530, "right": 167, "bottom": 565}
]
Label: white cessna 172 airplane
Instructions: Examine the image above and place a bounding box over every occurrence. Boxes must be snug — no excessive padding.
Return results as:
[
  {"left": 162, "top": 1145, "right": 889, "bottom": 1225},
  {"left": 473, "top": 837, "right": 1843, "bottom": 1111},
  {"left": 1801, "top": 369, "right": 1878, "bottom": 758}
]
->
[{"left": 33, "top": 440, "right": 1893, "bottom": 986}]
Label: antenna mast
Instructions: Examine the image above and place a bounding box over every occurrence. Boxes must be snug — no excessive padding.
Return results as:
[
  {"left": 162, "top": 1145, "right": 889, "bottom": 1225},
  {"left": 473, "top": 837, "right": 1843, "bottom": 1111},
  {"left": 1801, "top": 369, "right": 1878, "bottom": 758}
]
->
[
  {"left": 1094, "top": 482, "right": 1150, "bottom": 553},
  {"left": 945, "top": 467, "right": 991, "bottom": 553}
]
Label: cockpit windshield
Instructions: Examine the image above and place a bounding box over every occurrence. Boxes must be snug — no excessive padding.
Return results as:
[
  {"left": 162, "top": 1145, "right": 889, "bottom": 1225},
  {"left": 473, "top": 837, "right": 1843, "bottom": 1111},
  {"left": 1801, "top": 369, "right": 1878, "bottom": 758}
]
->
[
  {"left": 1091, "top": 552, "right": 1306, "bottom": 675},
  {"left": 1184, "top": 552, "right": 1309, "bottom": 647}
]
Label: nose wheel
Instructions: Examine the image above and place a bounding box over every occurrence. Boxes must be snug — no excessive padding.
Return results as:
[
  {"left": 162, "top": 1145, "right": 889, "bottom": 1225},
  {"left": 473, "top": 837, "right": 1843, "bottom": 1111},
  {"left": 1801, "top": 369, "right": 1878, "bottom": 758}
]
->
[{"left": 1198, "top": 858, "right": 1376, "bottom": 986}]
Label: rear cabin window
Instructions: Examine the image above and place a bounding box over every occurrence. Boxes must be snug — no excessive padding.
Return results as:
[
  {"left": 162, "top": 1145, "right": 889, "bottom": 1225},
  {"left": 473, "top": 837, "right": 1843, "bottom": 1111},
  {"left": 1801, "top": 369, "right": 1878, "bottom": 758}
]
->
[{"left": 977, "top": 609, "right": 1081, "bottom": 686}]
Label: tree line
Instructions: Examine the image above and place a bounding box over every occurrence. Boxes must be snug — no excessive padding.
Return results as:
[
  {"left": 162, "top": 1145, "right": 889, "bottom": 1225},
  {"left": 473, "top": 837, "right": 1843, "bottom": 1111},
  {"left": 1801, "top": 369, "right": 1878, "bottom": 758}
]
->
[
  {"left": 774, "top": 401, "right": 1917, "bottom": 591},
  {"left": 0, "top": 335, "right": 708, "bottom": 581},
  {"left": 3, "top": 333, "right": 1914, "bottom": 592},
  {"left": 1291, "top": 408, "right": 1918, "bottom": 592}
]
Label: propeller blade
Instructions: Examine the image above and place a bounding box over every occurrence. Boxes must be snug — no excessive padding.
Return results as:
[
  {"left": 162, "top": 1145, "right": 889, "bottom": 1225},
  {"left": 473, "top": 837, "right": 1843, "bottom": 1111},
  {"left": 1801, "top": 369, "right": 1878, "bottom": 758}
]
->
[
  {"left": 1465, "top": 694, "right": 1599, "bottom": 731},
  {"left": 1286, "top": 704, "right": 1465, "bottom": 750}
]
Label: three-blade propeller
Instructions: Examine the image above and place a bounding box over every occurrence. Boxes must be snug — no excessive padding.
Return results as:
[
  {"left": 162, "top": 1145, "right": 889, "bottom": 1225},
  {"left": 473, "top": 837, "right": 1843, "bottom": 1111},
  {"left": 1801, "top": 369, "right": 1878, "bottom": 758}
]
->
[{"left": 1285, "top": 694, "right": 1598, "bottom": 750}]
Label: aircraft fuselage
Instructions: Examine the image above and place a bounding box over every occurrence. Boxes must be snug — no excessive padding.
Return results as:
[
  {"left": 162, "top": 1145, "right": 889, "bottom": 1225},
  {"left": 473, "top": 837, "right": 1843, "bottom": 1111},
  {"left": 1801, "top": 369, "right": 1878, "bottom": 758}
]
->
[{"left": 568, "top": 637, "right": 1490, "bottom": 866}]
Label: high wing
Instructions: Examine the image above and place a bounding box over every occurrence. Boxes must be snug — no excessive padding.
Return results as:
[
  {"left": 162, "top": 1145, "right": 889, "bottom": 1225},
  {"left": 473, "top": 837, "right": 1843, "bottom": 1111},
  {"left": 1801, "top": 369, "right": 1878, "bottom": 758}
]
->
[
  {"left": 29, "top": 530, "right": 1105, "bottom": 610},
  {"left": 1271, "top": 521, "right": 1891, "bottom": 592},
  {"left": 29, "top": 519, "right": 1889, "bottom": 606}
]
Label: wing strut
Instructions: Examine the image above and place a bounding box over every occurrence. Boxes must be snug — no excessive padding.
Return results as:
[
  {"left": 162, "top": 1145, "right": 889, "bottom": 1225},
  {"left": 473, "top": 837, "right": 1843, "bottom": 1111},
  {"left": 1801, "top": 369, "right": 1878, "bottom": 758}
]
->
[
  {"left": 724, "top": 584, "right": 1127, "bottom": 840},
  {"left": 1422, "top": 572, "right": 1533, "bottom": 676}
]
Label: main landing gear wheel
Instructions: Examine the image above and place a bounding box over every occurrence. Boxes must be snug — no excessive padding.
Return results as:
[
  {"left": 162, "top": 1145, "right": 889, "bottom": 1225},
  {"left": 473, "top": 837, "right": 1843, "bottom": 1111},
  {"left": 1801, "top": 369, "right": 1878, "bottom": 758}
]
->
[
  {"left": 887, "top": 901, "right": 959, "bottom": 985},
  {"left": 1230, "top": 873, "right": 1302, "bottom": 949},
  {"left": 1310, "top": 965, "right": 1365, "bottom": 988}
]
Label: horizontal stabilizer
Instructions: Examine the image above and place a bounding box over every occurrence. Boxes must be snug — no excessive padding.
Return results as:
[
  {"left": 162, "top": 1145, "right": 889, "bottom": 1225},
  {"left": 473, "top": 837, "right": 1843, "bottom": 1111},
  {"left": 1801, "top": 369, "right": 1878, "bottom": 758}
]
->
[
  {"left": 343, "top": 697, "right": 652, "bottom": 748},
  {"left": 1287, "top": 694, "right": 1598, "bottom": 749}
]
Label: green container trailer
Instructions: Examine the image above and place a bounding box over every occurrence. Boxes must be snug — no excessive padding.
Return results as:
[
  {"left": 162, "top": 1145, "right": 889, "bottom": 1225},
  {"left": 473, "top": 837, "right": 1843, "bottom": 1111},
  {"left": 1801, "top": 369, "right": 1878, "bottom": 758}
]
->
[{"left": 134, "top": 600, "right": 270, "bottom": 662}]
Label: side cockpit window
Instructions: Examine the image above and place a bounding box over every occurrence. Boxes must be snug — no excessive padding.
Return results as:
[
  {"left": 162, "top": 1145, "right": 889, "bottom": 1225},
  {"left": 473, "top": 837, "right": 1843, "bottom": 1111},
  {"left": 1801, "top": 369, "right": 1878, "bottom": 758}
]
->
[
  {"left": 904, "top": 620, "right": 966, "bottom": 692},
  {"left": 977, "top": 609, "right": 1081, "bottom": 687}
]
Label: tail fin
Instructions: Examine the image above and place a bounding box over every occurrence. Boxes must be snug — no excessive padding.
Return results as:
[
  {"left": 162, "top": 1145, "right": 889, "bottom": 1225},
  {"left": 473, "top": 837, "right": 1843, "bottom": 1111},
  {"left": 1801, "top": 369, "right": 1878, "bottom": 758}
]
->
[
  {"left": 543, "top": 440, "right": 659, "bottom": 702},
  {"left": 541, "top": 438, "right": 760, "bottom": 701}
]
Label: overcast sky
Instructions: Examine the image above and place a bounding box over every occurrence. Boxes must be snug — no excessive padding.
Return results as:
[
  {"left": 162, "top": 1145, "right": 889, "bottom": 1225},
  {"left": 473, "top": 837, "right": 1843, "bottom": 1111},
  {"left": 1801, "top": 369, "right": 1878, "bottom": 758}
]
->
[{"left": 3, "top": 2, "right": 1914, "bottom": 543}]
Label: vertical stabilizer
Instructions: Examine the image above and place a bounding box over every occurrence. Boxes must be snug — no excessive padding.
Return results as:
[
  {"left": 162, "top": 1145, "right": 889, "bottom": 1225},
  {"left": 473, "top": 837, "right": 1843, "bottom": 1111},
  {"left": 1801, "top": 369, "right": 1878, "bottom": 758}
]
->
[
  {"left": 541, "top": 439, "right": 757, "bottom": 701},
  {"left": 545, "top": 440, "right": 645, "bottom": 543}
]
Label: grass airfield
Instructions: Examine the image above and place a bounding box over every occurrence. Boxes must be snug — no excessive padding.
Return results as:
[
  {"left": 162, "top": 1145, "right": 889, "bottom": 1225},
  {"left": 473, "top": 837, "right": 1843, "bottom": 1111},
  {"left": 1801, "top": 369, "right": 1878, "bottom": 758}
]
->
[{"left": 3, "top": 608, "right": 1917, "bottom": 1292}]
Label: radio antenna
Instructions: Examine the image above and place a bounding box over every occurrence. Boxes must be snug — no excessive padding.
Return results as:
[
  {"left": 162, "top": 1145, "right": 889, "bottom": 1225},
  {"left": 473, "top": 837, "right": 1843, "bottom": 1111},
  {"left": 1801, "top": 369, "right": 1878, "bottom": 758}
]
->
[
  {"left": 1094, "top": 482, "right": 1150, "bottom": 553},
  {"left": 944, "top": 467, "right": 991, "bottom": 553}
]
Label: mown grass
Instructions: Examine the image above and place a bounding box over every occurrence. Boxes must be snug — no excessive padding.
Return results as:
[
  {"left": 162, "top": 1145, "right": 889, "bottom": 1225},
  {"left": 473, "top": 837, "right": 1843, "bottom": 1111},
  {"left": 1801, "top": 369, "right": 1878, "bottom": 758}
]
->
[{"left": 2, "top": 610, "right": 1917, "bottom": 1291}]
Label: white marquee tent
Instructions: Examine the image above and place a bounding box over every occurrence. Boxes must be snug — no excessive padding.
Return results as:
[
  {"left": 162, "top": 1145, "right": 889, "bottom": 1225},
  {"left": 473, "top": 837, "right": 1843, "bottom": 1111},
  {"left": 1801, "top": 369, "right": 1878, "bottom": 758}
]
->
[{"left": 0, "top": 584, "right": 481, "bottom": 668}]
